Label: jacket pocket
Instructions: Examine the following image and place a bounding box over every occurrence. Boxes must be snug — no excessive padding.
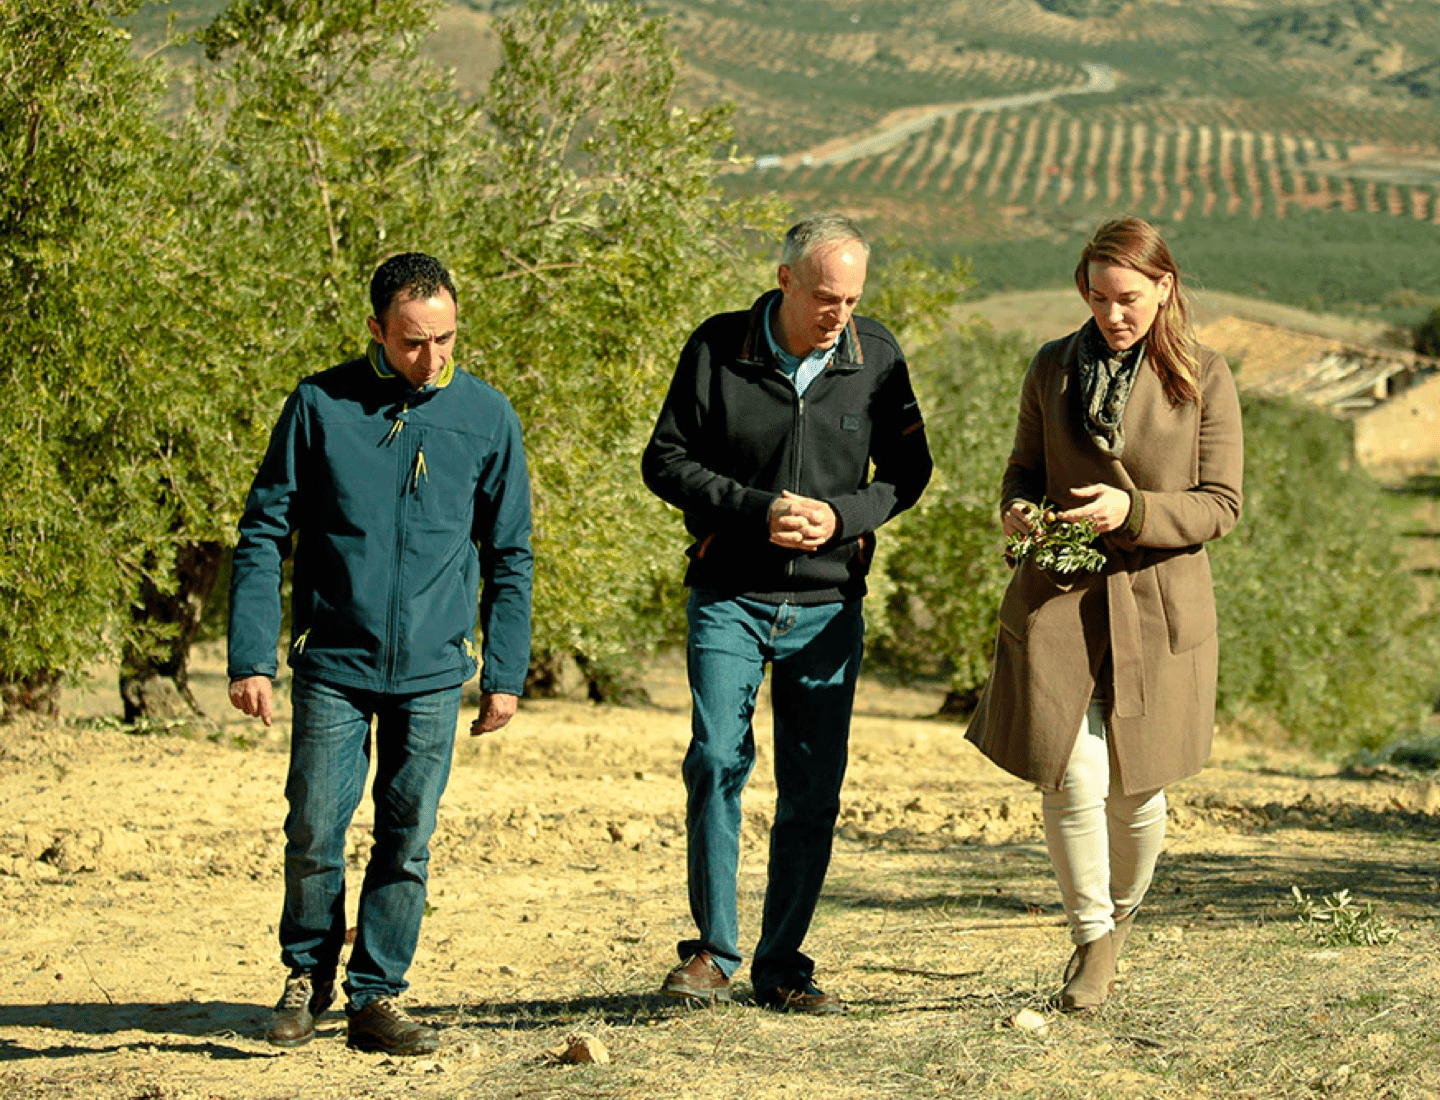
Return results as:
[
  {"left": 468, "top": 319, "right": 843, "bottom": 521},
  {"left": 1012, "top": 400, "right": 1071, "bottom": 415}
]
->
[
  {"left": 998, "top": 558, "right": 1074, "bottom": 640},
  {"left": 1154, "top": 546, "right": 1217, "bottom": 654}
]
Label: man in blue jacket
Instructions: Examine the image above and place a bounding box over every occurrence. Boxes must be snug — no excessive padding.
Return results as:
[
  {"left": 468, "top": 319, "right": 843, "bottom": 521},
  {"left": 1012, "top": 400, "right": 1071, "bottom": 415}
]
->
[
  {"left": 642, "top": 214, "right": 932, "bottom": 1014},
  {"left": 228, "top": 252, "right": 532, "bottom": 1055}
]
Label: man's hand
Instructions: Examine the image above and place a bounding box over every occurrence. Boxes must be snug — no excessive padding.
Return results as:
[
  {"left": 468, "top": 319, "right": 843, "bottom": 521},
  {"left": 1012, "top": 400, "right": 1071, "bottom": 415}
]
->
[
  {"left": 228, "top": 675, "right": 274, "bottom": 728},
  {"left": 470, "top": 692, "right": 518, "bottom": 737},
  {"left": 768, "top": 491, "right": 837, "bottom": 552},
  {"left": 1057, "top": 483, "right": 1131, "bottom": 535}
]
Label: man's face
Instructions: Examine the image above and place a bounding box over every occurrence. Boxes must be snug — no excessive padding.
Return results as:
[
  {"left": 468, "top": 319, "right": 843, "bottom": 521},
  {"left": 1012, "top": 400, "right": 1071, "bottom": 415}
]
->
[
  {"left": 775, "top": 241, "right": 868, "bottom": 358},
  {"left": 366, "top": 288, "right": 458, "bottom": 389}
]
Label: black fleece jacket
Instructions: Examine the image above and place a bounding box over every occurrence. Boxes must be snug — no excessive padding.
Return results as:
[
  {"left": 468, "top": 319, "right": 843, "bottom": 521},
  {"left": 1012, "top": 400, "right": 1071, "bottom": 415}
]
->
[{"left": 642, "top": 290, "right": 932, "bottom": 605}]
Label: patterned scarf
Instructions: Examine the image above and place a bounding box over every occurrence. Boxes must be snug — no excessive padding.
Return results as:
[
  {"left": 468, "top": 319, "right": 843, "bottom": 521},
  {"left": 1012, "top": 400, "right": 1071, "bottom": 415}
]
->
[{"left": 1077, "top": 319, "right": 1145, "bottom": 458}]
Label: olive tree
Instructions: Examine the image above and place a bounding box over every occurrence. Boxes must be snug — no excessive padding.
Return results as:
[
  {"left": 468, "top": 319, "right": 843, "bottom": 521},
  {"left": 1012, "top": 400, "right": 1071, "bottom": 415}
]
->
[
  {"left": 2, "top": 0, "right": 777, "bottom": 717},
  {"left": 0, "top": 0, "right": 177, "bottom": 716},
  {"left": 1209, "top": 396, "right": 1440, "bottom": 751},
  {"left": 447, "top": 0, "right": 778, "bottom": 695},
  {"left": 174, "top": 0, "right": 774, "bottom": 705}
]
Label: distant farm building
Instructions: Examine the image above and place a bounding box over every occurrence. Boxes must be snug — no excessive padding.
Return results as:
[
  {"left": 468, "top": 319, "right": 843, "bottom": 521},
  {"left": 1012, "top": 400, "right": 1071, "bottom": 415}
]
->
[
  {"left": 1197, "top": 315, "right": 1440, "bottom": 477},
  {"left": 1352, "top": 372, "right": 1440, "bottom": 475}
]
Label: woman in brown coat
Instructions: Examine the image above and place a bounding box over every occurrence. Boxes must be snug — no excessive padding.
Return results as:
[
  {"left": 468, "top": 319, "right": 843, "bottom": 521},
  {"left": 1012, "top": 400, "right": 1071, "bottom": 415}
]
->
[{"left": 966, "top": 217, "right": 1243, "bottom": 1010}]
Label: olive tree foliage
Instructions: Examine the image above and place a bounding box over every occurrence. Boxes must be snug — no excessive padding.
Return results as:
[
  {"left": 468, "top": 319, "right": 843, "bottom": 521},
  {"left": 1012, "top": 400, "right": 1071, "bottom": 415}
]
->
[
  {"left": 179, "top": 0, "right": 772, "bottom": 704},
  {"left": 192, "top": 0, "right": 467, "bottom": 354},
  {"left": 0, "top": 0, "right": 772, "bottom": 719},
  {"left": 443, "top": 1, "right": 778, "bottom": 695},
  {"left": 865, "top": 320, "right": 1031, "bottom": 709},
  {"left": 0, "top": 0, "right": 179, "bottom": 716},
  {"left": 1414, "top": 303, "right": 1440, "bottom": 357},
  {"left": 102, "top": 0, "right": 472, "bottom": 719}
]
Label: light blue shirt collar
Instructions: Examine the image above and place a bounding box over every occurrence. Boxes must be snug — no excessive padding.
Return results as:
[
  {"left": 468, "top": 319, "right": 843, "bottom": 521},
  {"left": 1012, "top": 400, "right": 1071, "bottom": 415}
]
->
[{"left": 763, "top": 298, "right": 836, "bottom": 397}]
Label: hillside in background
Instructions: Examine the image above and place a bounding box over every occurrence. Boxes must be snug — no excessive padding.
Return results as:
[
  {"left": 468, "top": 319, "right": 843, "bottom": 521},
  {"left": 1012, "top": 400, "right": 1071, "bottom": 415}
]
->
[
  {"left": 664, "top": 0, "right": 1440, "bottom": 318},
  {"left": 130, "top": 0, "right": 1440, "bottom": 317}
]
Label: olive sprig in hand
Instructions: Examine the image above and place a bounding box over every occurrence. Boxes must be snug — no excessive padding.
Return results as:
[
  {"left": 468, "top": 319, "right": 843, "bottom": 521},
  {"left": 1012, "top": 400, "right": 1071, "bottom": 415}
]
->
[{"left": 1005, "top": 500, "right": 1107, "bottom": 575}]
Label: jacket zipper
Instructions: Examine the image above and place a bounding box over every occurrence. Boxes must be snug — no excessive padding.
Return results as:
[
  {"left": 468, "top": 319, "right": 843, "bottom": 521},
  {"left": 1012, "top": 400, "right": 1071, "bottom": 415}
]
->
[
  {"left": 785, "top": 379, "right": 806, "bottom": 581},
  {"left": 383, "top": 425, "right": 416, "bottom": 689}
]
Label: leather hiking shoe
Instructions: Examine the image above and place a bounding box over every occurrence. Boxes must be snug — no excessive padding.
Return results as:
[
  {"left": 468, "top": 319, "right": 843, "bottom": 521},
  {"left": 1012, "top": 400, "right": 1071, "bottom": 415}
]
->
[
  {"left": 346, "top": 998, "right": 440, "bottom": 1055},
  {"left": 265, "top": 971, "right": 335, "bottom": 1048},
  {"left": 756, "top": 981, "right": 847, "bottom": 1016},
  {"left": 660, "top": 952, "right": 732, "bottom": 1005}
]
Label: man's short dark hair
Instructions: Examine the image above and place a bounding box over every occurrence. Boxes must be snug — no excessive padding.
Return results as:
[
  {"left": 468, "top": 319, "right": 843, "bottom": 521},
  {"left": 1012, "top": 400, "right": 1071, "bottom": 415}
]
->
[{"left": 369, "top": 253, "right": 458, "bottom": 328}]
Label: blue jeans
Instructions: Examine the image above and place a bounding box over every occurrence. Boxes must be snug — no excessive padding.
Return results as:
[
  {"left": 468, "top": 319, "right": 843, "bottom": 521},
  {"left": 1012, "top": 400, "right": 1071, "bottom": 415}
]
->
[
  {"left": 280, "top": 674, "right": 461, "bottom": 1009},
  {"left": 679, "top": 590, "right": 864, "bottom": 995}
]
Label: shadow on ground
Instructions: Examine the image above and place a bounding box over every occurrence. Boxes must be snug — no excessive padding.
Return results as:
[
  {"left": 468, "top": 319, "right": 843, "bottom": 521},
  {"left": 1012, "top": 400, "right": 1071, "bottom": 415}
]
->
[
  {"left": 0, "top": 1001, "right": 273, "bottom": 1062},
  {"left": 823, "top": 838, "right": 1440, "bottom": 926}
]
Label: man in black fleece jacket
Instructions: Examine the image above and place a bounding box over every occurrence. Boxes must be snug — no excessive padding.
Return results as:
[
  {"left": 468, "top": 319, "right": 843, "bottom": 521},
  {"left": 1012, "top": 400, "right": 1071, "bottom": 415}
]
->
[{"left": 642, "top": 214, "right": 932, "bottom": 1014}]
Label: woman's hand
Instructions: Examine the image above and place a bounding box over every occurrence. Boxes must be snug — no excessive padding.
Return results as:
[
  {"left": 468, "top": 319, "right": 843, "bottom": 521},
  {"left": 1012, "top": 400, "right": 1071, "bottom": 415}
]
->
[
  {"left": 1002, "top": 500, "right": 1036, "bottom": 539},
  {"left": 1057, "top": 484, "right": 1130, "bottom": 534}
]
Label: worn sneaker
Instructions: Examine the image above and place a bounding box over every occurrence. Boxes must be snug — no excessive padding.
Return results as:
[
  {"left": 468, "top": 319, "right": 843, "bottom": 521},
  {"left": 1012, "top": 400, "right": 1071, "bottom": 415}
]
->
[
  {"left": 265, "top": 971, "right": 335, "bottom": 1048},
  {"left": 755, "top": 980, "right": 847, "bottom": 1016},
  {"left": 660, "top": 952, "right": 732, "bottom": 1005},
  {"left": 346, "top": 997, "right": 440, "bottom": 1055}
]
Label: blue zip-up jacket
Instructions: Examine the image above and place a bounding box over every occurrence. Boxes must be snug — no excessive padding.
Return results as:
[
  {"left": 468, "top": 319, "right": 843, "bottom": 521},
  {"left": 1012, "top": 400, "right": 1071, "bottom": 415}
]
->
[{"left": 227, "top": 348, "right": 533, "bottom": 696}]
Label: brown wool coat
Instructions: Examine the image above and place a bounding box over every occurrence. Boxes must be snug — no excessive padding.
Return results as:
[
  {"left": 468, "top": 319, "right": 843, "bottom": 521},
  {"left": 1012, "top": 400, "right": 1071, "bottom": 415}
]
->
[{"left": 965, "top": 329, "right": 1244, "bottom": 795}]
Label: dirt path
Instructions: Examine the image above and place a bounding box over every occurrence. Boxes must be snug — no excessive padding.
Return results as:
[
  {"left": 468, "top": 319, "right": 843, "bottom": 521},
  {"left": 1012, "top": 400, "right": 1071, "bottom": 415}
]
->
[
  {"left": 776, "top": 62, "right": 1117, "bottom": 172},
  {"left": 3, "top": 647, "right": 1440, "bottom": 1098}
]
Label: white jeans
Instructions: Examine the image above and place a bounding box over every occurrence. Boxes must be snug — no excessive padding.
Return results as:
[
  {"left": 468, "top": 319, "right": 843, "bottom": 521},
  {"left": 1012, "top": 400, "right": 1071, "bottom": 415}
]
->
[{"left": 1041, "top": 702, "right": 1167, "bottom": 946}]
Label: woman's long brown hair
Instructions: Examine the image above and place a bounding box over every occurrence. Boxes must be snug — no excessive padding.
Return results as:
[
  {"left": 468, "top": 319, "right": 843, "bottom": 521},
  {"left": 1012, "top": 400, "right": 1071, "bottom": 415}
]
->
[{"left": 1074, "top": 216, "right": 1200, "bottom": 405}]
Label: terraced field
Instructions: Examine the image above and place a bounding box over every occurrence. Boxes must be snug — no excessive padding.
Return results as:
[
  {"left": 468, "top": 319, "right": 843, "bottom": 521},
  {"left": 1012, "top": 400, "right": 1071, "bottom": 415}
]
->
[
  {"left": 674, "top": 0, "right": 1440, "bottom": 314},
  {"left": 779, "top": 105, "right": 1440, "bottom": 227},
  {"left": 663, "top": 5, "right": 1089, "bottom": 154},
  {"left": 124, "top": 0, "right": 1440, "bottom": 313}
]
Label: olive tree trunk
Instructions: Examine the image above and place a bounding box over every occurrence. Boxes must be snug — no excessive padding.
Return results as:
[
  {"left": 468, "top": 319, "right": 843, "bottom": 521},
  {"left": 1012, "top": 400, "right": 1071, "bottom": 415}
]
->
[{"left": 119, "top": 541, "right": 226, "bottom": 722}]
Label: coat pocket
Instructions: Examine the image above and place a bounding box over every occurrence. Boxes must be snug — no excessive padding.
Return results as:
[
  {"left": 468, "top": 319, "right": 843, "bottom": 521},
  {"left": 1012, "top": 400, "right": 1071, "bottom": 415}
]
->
[
  {"left": 1154, "top": 547, "right": 1217, "bottom": 654},
  {"left": 998, "top": 558, "right": 1074, "bottom": 640}
]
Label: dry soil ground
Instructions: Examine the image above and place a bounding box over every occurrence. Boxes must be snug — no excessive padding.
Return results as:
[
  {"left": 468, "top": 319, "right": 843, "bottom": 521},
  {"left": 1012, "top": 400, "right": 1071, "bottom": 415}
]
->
[{"left": 3, "top": 646, "right": 1440, "bottom": 1099}]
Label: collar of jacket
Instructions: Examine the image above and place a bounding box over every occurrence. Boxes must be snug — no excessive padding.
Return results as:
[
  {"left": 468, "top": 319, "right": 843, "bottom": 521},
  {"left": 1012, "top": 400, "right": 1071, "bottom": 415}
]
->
[
  {"left": 736, "top": 288, "right": 864, "bottom": 374},
  {"left": 366, "top": 341, "right": 456, "bottom": 392}
]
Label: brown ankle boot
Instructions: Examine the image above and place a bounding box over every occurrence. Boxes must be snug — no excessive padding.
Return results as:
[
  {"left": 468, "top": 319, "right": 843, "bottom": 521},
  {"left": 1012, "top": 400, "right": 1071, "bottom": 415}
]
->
[
  {"left": 1059, "top": 932, "right": 1115, "bottom": 1011},
  {"left": 1111, "top": 908, "right": 1137, "bottom": 960},
  {"left": 1063, "top": 908, "right": 1138, "bottom": 984}
]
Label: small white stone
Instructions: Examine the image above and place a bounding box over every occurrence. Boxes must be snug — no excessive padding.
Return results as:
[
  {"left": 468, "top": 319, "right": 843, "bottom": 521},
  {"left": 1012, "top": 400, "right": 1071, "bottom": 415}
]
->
[{"left": 1006, "top": 1008, "right": 1049, "bottom": 1034}]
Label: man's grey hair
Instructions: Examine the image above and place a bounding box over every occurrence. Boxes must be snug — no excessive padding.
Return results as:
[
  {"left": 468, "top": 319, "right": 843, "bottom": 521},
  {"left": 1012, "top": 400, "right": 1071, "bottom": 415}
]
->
[{"left": 781, "top": 213, "right": 870, "bottom": 269}]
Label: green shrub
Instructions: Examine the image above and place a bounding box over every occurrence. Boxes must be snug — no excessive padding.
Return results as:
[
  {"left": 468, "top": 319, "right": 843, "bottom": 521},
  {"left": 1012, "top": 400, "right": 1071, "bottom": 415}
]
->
[
  {"left": 1209, "top": 395, "right": 1440, "bottom": 752},
  {"left": 1288, "top": 886, "right": 1398, "bottom": 947},
  {"left": 870, "top": 323, "right": 1030, "bottom": 703}
]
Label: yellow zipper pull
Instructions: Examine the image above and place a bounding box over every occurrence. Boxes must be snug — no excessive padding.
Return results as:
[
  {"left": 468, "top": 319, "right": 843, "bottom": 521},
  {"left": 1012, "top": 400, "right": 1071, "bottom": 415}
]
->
[
  {"left": 413, "top": 448, "right": 428, "bottom": 490},
  {"left": 291, "top": 628, "right": 311, "bottom": 653},
  {"left": 383, "top": 403, "right": 410, "bottom": 444}
]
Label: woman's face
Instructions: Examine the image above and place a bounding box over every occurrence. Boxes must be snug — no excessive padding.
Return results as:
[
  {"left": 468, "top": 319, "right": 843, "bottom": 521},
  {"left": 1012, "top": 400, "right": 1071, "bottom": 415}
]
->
[{"left": 1083, "top": 262, "right": 1173, "bottom": 352}]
